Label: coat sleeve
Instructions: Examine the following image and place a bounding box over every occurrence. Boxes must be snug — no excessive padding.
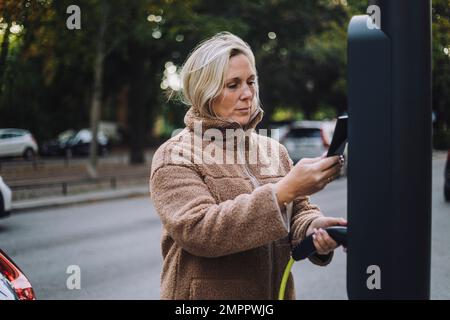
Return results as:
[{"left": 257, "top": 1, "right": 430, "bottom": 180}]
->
[
  {"left": 279, "top": 145, "right": 334, "bottom": 266},
  {"left": 289, "top": 195, "right": 333, "bottom": 266},
  {"left": 150, "top": 163, "right": 289, "bottom": 258}
]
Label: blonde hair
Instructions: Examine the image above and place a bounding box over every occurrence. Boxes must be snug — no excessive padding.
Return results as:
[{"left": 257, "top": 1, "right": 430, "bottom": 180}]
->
[{"left": 180, "top": 32, "right": 260, "bottom": 118}]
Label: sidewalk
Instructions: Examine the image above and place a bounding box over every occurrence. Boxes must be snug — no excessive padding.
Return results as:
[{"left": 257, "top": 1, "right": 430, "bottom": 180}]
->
[
  {"left": 3, "top": 148, "right": 155, "bottom": 211},
  {"left": 11, "top": 185, "right": 150, "bottom": 213}
]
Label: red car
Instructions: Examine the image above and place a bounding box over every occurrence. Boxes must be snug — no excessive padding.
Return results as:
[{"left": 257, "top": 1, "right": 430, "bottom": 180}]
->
[{"left": 0, "top": 249, "right": 36, "bottom": 300}]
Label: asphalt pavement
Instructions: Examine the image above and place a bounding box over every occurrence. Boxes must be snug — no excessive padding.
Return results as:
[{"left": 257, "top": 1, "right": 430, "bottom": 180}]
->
[{"left": 0, "top": 197, "right": 162, "bottom": 299}]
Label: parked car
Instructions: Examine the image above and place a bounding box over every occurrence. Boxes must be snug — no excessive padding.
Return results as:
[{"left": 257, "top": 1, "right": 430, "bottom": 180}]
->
[
  {"left": 280, "top": 120, "right": 333, "bottom": 163},
  {"left": 445, "top": 149, "right": 450, "bottom": 202},
  {"left": 41, "top": 129, "right": 110, "bottom": 157},
  {"left": 268, "top": 120, "right": 293, "bottom": 141},
  {"left": 0, "top": 176, "right": 12, "bottom": 219},
  {"left": 0, "top": 129, "right": 38, "bottom": 160},
  {"left": 98, "top": 121, "right": 124, "bottom": 145},
  {"left": 40, "top": 129, "right": 76, "bottom": 156},
  {"left": 0, "top": 249, "right": 36, "bottom": 300}
]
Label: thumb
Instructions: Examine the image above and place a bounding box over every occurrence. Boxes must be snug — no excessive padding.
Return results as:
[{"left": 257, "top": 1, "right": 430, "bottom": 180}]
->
[
  {"left": 297, "top": 156, "right": 322, "bottom": 164},
  {"left": 327, "top": 217, "right": 347, "bottom": 227}
]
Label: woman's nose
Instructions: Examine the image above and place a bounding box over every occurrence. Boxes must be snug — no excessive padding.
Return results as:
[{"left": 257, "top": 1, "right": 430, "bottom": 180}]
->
[{"left": 240, "top": 85, "right": 253, "bottom": 100}]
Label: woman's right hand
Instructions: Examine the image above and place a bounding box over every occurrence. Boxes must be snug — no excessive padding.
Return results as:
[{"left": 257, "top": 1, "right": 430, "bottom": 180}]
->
[{"left": 274, "top": 155, "right": 344, "bottom": 205}]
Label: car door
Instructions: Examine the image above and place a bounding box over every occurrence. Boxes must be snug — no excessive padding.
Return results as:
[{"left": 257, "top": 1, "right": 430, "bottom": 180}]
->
[
  {"left": 0, "top": 133, "right": 17, "bottom": 157},
  {"left": 11, "top": 132, "right": 27, "bottom": 156},
  {"left": 1, "top": 132, "right": 25, "bottom": 157}
]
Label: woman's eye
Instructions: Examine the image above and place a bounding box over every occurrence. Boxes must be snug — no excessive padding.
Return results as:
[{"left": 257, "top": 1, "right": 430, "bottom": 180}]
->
[
  {"left": 227, "top": 83, "right": 238, "bottom": 89},
  {"left": 248, "top": 81, "right": 255, "bottom": 86}
]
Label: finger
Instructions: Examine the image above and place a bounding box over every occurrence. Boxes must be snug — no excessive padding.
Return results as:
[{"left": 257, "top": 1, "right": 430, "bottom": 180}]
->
[
  {"left": 330, "top": 168, "right": 343, "bottom": 181},
  {"left": 319, "top": 229, "right": 338, "bottom": 250},
  {"left": 318, "top": 169, "right": 339, "bottom": 186},
  {"left": 317, "top": 229, "right": 335, "bottom": 248},
  {"left": 324, "top": 217, "right": 347, "bottom": 227},
  {"left": 332, "top": 172, "right": 341, "bottom": 181},
  {"left": 312, "top": 233, "right": 328, "bottom": 254},
  {"left": 322, "top": 163, "right": 342, "bottom": 182},
  {"left": 315, "top": 156, "right": 340, "bottom": 172},
  {"left": 315, "top": 230, "right": 335, "bottom": 253},
  {"left": 324, "top": 171, "right": 340, "bottom": 184},
  {"left": 313, "top": 239, "right": 328, "bottom": 255},
  {"left": 299, "top": 157, "right": 322, "bottom": 164}
]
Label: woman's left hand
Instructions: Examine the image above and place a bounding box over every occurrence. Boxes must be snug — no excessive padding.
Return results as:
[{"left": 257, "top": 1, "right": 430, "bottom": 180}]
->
[{"left": 306, "top": 217, "right": 347, "bottom": 255}]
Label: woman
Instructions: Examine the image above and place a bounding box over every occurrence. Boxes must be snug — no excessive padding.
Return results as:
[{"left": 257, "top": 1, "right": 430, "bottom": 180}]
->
[{"left": 150, "top": 32, "right": 346, "bottom": 300}]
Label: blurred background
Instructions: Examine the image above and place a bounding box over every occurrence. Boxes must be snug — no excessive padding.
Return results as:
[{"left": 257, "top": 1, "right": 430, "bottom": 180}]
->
[
  {"left": 0, "top": 0, "right": 448, "bottom": 159},
  {"left": 0, "top": 0, "right": 449, "bottom": 300}
]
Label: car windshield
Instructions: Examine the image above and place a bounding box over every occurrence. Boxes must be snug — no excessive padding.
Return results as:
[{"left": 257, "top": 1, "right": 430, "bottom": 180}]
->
[
  {"left": 287, "top": 128, "right": 321, "bottom": 138},
  {"left": 58, "top": 130, "right": 75, "bottom": 143}
]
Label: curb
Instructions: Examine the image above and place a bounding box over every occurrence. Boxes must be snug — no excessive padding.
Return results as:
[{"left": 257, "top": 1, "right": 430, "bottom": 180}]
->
[{"left": 11, "top": 186, "right": 149, "bottom": 213}]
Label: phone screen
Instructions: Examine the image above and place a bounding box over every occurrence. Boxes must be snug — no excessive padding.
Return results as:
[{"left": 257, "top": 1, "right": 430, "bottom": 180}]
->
[{"left": 326, "top": 115, "right": 348, "bottom": 157}]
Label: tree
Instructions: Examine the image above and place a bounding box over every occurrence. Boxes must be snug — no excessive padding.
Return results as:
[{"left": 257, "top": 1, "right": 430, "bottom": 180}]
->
[
  {"left": 1, "top": 0, "right": 448, "bottom": 156},
  {"left": 432, "top": 0, "right": 450, "bottom": 132}
]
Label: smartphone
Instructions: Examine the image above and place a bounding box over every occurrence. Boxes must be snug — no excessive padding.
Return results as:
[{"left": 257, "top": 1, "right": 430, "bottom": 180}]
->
[{"left": 326, "top": 115, "right": 348, "bottom": 157}]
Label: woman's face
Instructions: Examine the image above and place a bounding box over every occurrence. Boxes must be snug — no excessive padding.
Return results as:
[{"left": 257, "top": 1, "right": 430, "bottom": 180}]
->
[{"left": 212, "top": 54, "right": 256, "bottom": 126}]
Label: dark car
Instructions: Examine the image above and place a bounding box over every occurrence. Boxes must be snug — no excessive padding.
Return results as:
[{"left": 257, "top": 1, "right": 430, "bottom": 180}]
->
[
  {"left": 40, "top": 129, "right": 76, "bottom": 156},
  {"left": 445, "top": 150, "right": 450, "bottom": 202},
  {"left": 41, "top": 129, "right": 109, "bottom": 157},
  {"left": 0, "top": 249, "right": 36, "bottom": 300}
]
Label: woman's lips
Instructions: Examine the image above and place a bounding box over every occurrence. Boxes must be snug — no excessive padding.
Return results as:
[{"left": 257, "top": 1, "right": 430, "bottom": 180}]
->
[{"left": 236, "top": 107, "right": 250, "bottom": 112}]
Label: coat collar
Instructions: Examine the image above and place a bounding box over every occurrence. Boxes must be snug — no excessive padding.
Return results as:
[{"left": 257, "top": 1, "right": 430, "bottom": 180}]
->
[{"left": 184, "top": 106, "right": 264, "bottom": 133}]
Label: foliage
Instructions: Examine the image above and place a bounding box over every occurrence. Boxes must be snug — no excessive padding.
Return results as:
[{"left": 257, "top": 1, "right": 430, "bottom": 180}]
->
[{"left": 0, "top": 0, "right": 448, "bottom": 156}]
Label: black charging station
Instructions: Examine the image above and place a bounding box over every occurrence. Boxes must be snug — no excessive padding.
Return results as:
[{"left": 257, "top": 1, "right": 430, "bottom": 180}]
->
[{"left": 346, "top": 0, "right": 432, "bottom": 299}]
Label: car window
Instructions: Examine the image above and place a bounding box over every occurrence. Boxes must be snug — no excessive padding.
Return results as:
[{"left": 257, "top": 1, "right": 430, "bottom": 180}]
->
[
  {"left": 0, "top": 133, "right": 20, "bottom": 139},
  {"left": 58, "top": 130, "right": 75, "bottom": 143},
  {"left": 11, "top": 130, "right": 26, "bottom": 137},
  {"left": 286, "top": 128, "right": 322, "bottom": 139}
]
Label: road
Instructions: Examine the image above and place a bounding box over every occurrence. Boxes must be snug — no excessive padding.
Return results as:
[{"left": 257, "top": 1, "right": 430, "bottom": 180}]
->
[
  {"left": 0, "top": 196, "right": 162, "bottom": 299},
  {"left": 0, "top": 155, "right": 448, "bottom": 299},
  {"left": 296, "top": 153, "right": 449, "bottom": 299}
]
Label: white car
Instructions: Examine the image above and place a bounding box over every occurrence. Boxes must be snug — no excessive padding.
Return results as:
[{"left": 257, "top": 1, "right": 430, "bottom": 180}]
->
[
  {"left": 281, "top": 119, "right": 348, "bottom": 175},
  {"left": 0, "top": 129, "right": 39, "bottom": 160},
  {"left": 0, "top": 176, "right": 12, "bottom": 218},
  {"left": 281, "top": 120, "right": 333, "bottom": 162}
]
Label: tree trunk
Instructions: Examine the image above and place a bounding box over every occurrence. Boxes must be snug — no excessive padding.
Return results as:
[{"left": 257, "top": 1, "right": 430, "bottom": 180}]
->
[
  {"left": 127, "top": 43, "right": 148, "bottom": 165},
  {"left": 87, "top": 3, "right": 107, "bottom": 178},
  {"left": 0, "top": 14, "right": 11, "bottom": 90}
]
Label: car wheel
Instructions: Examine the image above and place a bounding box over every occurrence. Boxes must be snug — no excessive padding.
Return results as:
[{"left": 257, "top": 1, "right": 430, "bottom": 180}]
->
[{"left": 23, "top": 148, "right": 35, "bottom": 160}]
